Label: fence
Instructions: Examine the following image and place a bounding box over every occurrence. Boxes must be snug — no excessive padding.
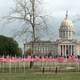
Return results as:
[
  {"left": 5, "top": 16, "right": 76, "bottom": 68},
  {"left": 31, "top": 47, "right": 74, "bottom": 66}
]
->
[{"left": 0, "top": 56, "right": 80, "bottom": 73}]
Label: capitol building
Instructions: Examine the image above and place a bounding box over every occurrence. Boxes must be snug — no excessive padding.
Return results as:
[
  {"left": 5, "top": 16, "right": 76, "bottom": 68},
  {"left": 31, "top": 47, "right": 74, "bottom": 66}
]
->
[{"left": 26, "top": 12, "right": 80, "bottom": 57}]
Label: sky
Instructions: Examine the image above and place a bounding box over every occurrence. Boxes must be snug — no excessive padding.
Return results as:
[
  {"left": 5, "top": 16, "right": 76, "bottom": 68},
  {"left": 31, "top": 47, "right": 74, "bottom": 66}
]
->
[
  {"left": 0, "top": 0, "right": 80, "bottom": 17},
  {"left": 0, "top": 0, "right": 80, "bottom": 48},
  {"left": 43, "top": 0, "right": 80, "bottom": 16}
]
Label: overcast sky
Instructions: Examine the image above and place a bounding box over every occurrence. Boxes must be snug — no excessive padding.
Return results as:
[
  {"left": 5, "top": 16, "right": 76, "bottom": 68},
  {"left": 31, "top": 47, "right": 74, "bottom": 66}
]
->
[
  {"left": 0, "top": 0, "right": 80, "bottom": 48},
  {"left": 0, "top": 0, "right": 80, "bottom": 16},
  {"left": 43, "top": 0, "right": 80, "bottom": 16}
]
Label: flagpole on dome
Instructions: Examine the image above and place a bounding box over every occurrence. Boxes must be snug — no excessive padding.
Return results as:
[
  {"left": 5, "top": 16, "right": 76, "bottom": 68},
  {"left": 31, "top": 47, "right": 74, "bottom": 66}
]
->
[{"left": 65, "top": 10, "right": 68, "bottom": 19}]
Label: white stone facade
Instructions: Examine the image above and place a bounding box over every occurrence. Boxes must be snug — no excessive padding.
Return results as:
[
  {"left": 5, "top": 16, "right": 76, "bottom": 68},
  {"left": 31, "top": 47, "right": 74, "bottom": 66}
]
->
[{"left": 26, "top": 12, "right": 80, "bottom": 57}]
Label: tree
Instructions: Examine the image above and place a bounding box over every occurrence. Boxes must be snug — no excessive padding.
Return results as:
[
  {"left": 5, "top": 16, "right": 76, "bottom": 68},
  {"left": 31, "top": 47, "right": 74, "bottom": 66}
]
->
[
  {"left": 2, "top": 0, "right": 50, "bottom": 57},
  {"left": 3, "top": 0, "right": 48, "bottom": 42},
  {"left": 0, "top": 35, "right": 22, "bottom": 57}
]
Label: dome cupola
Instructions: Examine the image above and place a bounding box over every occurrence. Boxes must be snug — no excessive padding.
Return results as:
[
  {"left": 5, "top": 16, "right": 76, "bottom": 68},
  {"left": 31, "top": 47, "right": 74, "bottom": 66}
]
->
[{"left": 59, "top": 11, "right": 75, "bottom": 40}]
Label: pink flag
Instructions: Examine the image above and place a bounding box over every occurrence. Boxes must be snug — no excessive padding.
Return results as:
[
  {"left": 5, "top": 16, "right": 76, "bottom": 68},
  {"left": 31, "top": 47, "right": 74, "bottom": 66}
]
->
[
  {"left": 0, "top": 57, "right": 6, "bottom": 63},
  {"left": 57, "top": 57, "right": 65, "bottom": 63}
]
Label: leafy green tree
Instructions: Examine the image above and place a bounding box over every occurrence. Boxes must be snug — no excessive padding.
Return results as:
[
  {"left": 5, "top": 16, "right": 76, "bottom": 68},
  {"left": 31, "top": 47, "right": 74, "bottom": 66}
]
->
[{"left": 0, "top": 35, "right": 22, "bottom": 57}]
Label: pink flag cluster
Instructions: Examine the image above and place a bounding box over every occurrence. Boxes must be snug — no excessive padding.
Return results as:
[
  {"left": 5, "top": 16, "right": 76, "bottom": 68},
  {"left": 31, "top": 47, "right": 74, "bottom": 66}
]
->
[{"left": 0, "top": 56, "right": 79, "bottom": 63}]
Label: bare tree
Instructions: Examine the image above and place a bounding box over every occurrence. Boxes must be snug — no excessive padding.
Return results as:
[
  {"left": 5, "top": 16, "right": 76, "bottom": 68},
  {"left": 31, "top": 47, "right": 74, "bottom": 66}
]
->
[
  {"left": 2, "top": 0, "right": 49, "bottom": 42},
  {"left": 1, "top": 0, "right": 52, "bottom": 57}
]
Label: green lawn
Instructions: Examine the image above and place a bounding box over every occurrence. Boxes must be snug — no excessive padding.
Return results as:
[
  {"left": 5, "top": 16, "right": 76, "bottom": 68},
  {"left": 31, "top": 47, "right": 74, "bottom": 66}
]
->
[
  {"left": 0, "top": 71, "right": 80, "bottom": 80},
  {"left": 0, "top": 62, "right": 80, "bottom": 80}
]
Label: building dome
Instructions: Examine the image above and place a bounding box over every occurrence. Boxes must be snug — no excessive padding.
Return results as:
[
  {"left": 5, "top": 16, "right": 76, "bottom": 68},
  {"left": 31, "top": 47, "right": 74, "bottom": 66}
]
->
[
  {"left": 60, "top": 18, "right": 74, "bottom": 31},
  {"left": 59, "top": 11, "right": 75, "bottom": 40}
]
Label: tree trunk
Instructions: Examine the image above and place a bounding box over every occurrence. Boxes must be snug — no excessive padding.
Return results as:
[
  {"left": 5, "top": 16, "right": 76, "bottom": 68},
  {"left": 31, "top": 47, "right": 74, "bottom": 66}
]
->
[{"left": 32, "top": 0, "right": 36, "bottom": 42}]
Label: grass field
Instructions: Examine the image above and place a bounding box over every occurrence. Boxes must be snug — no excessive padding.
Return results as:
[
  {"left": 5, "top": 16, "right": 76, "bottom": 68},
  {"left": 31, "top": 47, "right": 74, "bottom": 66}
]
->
[
  {"left": 0, "top": 71, "right": 80, "bottom": 80},
  {"left": 0, "top": 62, "right": 80, "bottom": 80}
]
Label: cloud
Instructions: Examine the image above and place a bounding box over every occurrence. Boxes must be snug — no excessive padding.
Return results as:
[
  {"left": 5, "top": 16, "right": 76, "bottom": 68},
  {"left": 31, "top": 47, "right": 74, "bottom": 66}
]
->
[{"left": 0, "top": 0, "right": 80, "bottom": 48}]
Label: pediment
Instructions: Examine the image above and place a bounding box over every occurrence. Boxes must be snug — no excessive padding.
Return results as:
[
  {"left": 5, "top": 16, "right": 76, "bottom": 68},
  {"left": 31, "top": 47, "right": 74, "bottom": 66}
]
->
[
  {"left": 61, "top": 41, "right": 71, "bottom": 44},
  {"left": 58, "top": 40, "right": 74, "bottom": 44}
]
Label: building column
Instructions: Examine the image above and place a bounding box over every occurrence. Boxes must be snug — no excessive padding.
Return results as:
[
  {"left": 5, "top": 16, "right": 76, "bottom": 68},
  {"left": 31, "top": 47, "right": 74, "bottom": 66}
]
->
[
  {"left": 67, "top": 31, "right": 68, "bottom": 39},
  {"left": 66, "top": 31, "right": 68, "bottom": 38},
  {"left": 73, "top": 46, "right": 75, "bottom": 56},
  {"left": 72, "top": 45, "right": 74, "bottom": 55},
  {"left": 62, "top": 45, "right": 64, "bottom": 56},
  {"left": 71, "top": 45, "right": 72, "bottom": 56},
  {"left": 60, "top": 45, "right": 61, "bottom": 56},
  {"left": 65, "top": 31, "right": 66, "bottom": 38},
  {"left": 66, "top": 45, "right": 68, "bottom": 56},
  {"left": 68, "top": 31, "right": 69, "bottom": 39},
  {"left": 74, "top": 45, "right": 76, "bottom": 56},
  {"left": 61, "top": 45, "right": 62, "bottom": 56},
  {"left": 71, "top": 31, "right": 72, "bottom": 39},
  {"left": 61, "top": 45, "right": 63, "bottom": 56},
  {"left": 63, "top": 45, "right": 65, "bottom": 56},
  {"left": 67, "top": 45, "right": 68, "bottom": 56},
  {"left": 72, "top": 45, "right": 73, "bottom": 55},
  {"left": 64, "top": 45, "right": 66, "bottom": 57},
  {"left": 68, "top": 45, "right": 70, "bottom": 56},
  {"left": 69, "top": 45, "right": 71, "bottom": 55}
]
